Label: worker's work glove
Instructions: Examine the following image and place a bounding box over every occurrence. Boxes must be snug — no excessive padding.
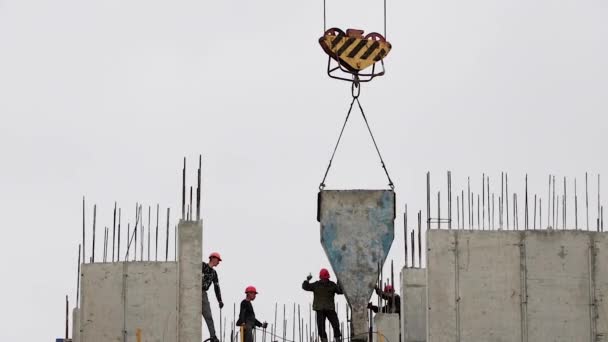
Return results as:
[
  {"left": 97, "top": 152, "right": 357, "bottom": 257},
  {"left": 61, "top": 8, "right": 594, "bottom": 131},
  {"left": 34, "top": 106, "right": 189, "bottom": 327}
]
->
[
  {"left": 367, "top": 302, "right": 373, "bottom": 309},
  {"left": 219, "top": 301, "right": 224, "bottom": 309},
  {"left": 306, "top": 274, "right": 312, "bottom": 281},
  {"left": 262, "top": 322, "right": 268, "bottom": 329}
]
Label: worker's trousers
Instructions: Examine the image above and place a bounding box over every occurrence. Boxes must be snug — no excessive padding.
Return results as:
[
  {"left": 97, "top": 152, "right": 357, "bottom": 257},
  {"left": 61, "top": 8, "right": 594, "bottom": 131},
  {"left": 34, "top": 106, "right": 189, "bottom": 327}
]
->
[
  {"left": 316, "top": 309, "right": 341, "bottom": 341},
  {"left": 241, "top": 324, "right": 254, "bottom": 342},
  {"left": 202, "top": 291, "right": 217, "bottom": 337}
]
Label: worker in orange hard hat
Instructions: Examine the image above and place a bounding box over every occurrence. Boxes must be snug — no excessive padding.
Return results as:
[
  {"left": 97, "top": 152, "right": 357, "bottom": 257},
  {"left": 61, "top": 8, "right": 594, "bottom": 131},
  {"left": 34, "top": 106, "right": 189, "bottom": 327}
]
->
[
  {"left": 202, "top": 252, "right": 224, "bottom": 342},
  {"left": 237, "top": 285, "right": 268, "bottom": 342},
  {"left": 367, "top": 284, "right": 400, "bottom": 316},
  {"left": 302, "top": 268, "right": 343, "bottom": 342}
]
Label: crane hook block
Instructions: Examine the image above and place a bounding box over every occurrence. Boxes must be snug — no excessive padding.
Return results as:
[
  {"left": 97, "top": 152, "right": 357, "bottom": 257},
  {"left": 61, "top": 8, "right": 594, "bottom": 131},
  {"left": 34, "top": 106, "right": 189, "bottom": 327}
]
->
[{"left": 319, "top": 28, "right": 392, "bottom": 73}]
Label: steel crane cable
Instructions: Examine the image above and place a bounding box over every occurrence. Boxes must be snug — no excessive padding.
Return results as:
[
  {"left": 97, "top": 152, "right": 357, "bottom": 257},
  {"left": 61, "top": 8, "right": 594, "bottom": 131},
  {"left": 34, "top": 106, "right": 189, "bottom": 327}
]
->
[
  {"left": 323, "top": 0, "right": 387, "bottom": 38},
  {"left": 319, "top": 83, "right": 395, "bottom": 191}
]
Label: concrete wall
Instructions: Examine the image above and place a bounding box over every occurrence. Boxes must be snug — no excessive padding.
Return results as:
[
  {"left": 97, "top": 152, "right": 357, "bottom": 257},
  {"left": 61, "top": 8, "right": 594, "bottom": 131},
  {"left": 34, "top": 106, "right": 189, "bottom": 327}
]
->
[
  {"left": 79, "top": 262, "right": 178, "bottom": 342},
  {"left": 178, "top": 220, "right": 203, "bottom": 342},
  {"left": 77, "top": 220, "right": 203, "bottom": 342},
  {"left": 373, "top": 314, "right": 400, "bottom": 342},
  {"left": 72, "top": 308, "right": 80, "bottom": 342},
  {"left": 400, "top": 268, "right": 426, "bottom": 342},
  {"left": 426, "top": 230, "right": 603, "bottom": 342}
]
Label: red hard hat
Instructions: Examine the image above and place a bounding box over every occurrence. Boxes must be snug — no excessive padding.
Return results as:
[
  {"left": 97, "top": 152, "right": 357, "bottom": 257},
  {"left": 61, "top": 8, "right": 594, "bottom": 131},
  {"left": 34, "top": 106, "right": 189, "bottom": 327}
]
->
[
  {"left": 209, "top": 252, "right": 222, "bottom": 261},
  {"left": 384, "top": 284, "right": 394, "bottom": 293},
  {"left": 319, "top": 268, "right": 330, "bottom": 279},
  {"left": 245, "top": 286, "right": 258, "bottom": 294}
]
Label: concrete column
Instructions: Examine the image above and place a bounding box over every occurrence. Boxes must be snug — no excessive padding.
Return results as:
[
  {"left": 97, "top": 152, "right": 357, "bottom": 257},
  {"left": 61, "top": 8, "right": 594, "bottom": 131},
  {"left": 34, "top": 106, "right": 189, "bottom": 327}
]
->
[
  {"left": 373, "top": 313, "right": 400, "bottom": 342},
  {"left": 178, "top": 220, "right": 203, "bottom": 342},
  {"left": 72, "top": 308, "right": 80, "bottom": 342},
  {"left": 400, "top": 268, "right": 426, "bottom": 342}
]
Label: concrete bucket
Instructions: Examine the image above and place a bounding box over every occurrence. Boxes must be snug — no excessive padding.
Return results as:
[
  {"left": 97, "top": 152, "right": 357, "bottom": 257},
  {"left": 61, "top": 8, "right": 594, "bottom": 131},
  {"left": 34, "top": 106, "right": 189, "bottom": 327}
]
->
[{"left": 317, "top": 190, "right": 395, "bottom": 342}]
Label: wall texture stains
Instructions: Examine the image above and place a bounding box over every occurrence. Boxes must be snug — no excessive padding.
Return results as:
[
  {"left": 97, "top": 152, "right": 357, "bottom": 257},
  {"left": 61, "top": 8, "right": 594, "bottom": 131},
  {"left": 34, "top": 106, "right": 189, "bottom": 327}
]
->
[{"left": 318, "top": 190, "right": 395, "bottom": 340}]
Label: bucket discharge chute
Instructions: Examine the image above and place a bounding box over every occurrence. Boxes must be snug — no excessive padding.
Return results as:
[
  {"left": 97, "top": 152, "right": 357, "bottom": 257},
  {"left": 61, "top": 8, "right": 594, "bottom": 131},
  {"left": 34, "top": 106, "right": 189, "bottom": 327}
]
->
[{"left": 317, "top": 190, "right": 395, "bottom": 341}]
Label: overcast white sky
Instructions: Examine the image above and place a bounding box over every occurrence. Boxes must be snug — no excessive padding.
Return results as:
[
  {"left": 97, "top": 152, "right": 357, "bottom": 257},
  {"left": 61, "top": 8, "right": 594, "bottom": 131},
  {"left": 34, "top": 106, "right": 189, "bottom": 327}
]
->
[{"left": 1, "top": 0, "right": 607, "bottom": 340}]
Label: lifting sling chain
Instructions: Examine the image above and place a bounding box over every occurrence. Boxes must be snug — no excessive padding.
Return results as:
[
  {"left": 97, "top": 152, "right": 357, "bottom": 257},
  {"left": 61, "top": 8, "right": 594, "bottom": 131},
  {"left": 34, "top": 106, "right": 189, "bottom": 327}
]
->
[{"left": 317, "top": 0, "right": 394, "bottom": 190}]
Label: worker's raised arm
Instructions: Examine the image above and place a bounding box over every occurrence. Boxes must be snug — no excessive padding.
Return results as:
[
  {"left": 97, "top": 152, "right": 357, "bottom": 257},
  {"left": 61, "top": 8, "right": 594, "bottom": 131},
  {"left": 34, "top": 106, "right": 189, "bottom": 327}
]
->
[{"left": 302, "top": 274, "right": 314, "bottom": 291}]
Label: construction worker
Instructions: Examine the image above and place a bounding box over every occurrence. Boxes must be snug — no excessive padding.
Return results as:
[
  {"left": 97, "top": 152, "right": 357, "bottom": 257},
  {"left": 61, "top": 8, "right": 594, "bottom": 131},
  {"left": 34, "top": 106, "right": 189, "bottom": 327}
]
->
[
  {"left": 302, "top": 268, "right": 343, "bottom": 342},
  {"left": 367, "top": 285, "right": 400, "bottom": 316},
  {"left": 202, "top": 252, "right": 224, "bottom": 342},
  {"left": 237, "top": 285, "right": 268, "bottom": 342}
]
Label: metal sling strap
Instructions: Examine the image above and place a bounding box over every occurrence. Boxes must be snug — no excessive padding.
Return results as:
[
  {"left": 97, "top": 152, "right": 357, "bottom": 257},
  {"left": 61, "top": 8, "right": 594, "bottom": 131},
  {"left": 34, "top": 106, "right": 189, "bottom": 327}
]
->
[{"left": 319, "top": 83, "right": 395, "bottom": 190}]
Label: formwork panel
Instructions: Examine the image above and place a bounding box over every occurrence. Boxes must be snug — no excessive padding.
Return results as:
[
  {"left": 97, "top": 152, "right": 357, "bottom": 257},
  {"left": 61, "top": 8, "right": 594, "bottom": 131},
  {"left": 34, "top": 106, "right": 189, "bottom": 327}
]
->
[
  {"left": 525, "top": 231, "right": 592, "bottom": 341},
  {"left": 80, "top": 263, "right": 124, "bottom": 342},
  {"left": 400, "top": 267, "right": 426, "bottom": 342},
  {"left": 426, "top": 230, "right": 457, "bottom": 342},
  {"left": 457, "top": 231, "right": 522, "bottom": 342},
  {"left": 125, "top": 262, "right": 178, "bottom": 342},
  {"left": 594, "top": 233, "right": 608, "bottom": 340}
]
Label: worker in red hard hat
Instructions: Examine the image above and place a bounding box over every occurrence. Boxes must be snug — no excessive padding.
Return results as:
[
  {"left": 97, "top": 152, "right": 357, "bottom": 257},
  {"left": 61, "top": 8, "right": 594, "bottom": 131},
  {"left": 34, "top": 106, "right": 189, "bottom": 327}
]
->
[
  {"left": 237, "top": 285, "right": 268, "bottom": 342},
  {"left": 302, "top": 268, "right": 343, "bottom": 342},
  {"left": 202, "top": 252, "right": 224, "bottom": 342},
  {"left": 367, "top": 284, "right": 400, "bottom": 316}
]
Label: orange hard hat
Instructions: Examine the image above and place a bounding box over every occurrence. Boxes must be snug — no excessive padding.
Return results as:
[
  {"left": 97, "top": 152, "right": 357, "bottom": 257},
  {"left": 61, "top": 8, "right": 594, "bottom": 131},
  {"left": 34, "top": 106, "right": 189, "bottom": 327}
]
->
[
  {"left": 384, "top": 284, "right": 394, "bottom": 293},
  {"left": 209, "top": 252, "right": 222, "bottom": 261},
  {"left": 245, "top": 286, "right": 258, "bottom": 294},
  {"left": 319, "top": 268, "right": 330, "bottom": 279}
]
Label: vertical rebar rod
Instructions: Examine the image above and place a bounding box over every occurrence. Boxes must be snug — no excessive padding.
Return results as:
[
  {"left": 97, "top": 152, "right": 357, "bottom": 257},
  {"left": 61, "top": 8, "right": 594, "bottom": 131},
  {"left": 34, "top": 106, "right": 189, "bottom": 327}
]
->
[
  {"left": 76, "top": 244, "right": 81, "bottom": 308},
  {"left": 82, "top": 197, "right": 86, "bottom": 264},
  {"left": 112, "top": 202, "right": 116, "bottom": 262},
  {"left": 547, "top": 175, "right": 551, "bottom": 228},
  {"left": 534, "top": 195, "right": 537, "bottom": 230},
  {"left": 148, "top": 206, "right": 151, "bottom": 261},
  {"left": 166, "top": 208, "right": 170, "bottom": 261},
  {"left": 553, "top": 175, "right": 556, "bottom": 229},
  {"left": 525, "top": 175, "right": 529, "bottom": 230},
  {"left": 540, "top": 198, "right": 542, "bottom": 229},
  {"left": 156, "top": 204, "right": 159, "bottom": 262},
  {"left": 487, "top": 176, "right": 491, "bottom": 229},
  {"left": 426, "top": 172, "right": 431, "bottom": 231},
  {"left": 477, "top": 194, "right": 480, "bottom": 230},
  {"left": 92, "top": 204, "right": 97, "bottom": 262},
  {"left": 457, "top": 196, "right": 460, "bottom": 230},
  {"left": 404, "top": 205, "right": 407, "bottom": 265},
  {"left": 182, "top": 157, "right": 186, "bottom": 220},
  {"left": 438, "top": 191, "right": 441, "bottom": 229},
  {"left": 468, "top": 177, "right": 471, "bottom": 229},
  {"left": 418, "top": 211, "right": 422, "bottom": 266},
  {"left": 482, "top": 174, "right": 485, "bottom": 230},
  {"left": 117, "top": 208, "right": 121, "bottom": 262},
  {"left": 197, "top": 155, "right": 202, "bottom": 221},
  {"left": 501, "top": 172, "right": 504, "bottom": 229},
  {"left": 134, "top": 204, "right": 138, "bottom": 261},
  {"left": 564, "top": 177, "right": 567, "bottom": 230},
  {"left": 103, "top": 227, "right": 108, "bottom": 262},
  {"left": 65, "top": 295, "right": 69, "bottom": 340},
  {"left": 462, "top": 190, "right": 465, "bottom": 231},
  {"left": 586, "top": 172, "right": 590, "bottom": 230},
  {"left": 598, "top": 174, "right": 601, "bottom": 232},
  {"left": 448, "top": 171, "right": 452, "bottom": 229},
  {"left": 410, "top": 230, "right": 415, "bottom": 269},
  {"left": 575, "top": 179, "right": 578, "bottom": 230},
  {"left": 492, "top": 193, "right": 495, "bottom": 230},
  {"left": 506, "top": 173, "right": 510, "bottom": 230}
]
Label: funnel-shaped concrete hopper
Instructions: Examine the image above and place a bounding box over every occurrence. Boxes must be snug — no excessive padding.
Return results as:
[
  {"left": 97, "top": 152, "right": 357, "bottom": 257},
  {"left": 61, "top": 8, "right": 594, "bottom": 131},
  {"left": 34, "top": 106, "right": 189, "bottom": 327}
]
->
[{"left": 317, "top": 190, "right": 395, "bottom": 341}]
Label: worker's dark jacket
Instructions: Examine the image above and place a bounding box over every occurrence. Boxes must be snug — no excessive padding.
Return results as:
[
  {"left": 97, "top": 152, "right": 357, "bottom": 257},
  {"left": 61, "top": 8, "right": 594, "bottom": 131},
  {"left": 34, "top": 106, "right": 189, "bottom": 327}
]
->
[
  {"left": 237, "top": 299, "right": 263, "bottom": 328},
  {"left": 302, "top": 279, "right": 343, "bottom": 311},
  {"left": 370, "top": 290, "right": 400, "bottom": 315},
  {"left": 202, "top": 262, "right": 223, "bottom": 302}
]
